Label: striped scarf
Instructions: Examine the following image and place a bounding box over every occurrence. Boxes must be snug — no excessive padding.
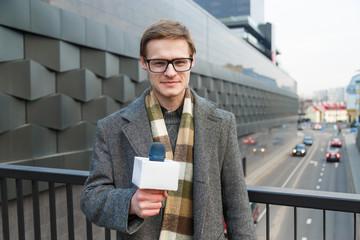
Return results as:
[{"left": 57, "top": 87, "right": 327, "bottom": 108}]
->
[{"left": 145, "top": 87, "right": 194, "bottom": 239}]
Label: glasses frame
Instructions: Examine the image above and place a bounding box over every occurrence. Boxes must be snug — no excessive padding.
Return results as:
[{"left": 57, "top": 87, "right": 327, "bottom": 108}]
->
[{"left": 143, "top": 57, "right": 193, "bottom": 73}]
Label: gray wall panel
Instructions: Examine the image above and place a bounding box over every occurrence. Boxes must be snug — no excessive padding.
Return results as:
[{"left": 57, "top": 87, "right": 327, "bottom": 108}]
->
[
  {"left": 0, "top": 124, "right": 57, "bottom": 162},
  {"left": 25, "top": 34, "right": 80, "bottom": 72},
  {"left": 0, "top": 26, "right": 24, "bottom": 62},
  {"left": 58, "top": 121, "right": 96, "bottom": 153},
  {"left": 0, "top": 60, "right": 56, "bottom": 100},
  {"left": 27, "top": 93, "right": 81, "bottom": 130},
  {"left": 57, "top": 68, "right": 102, "bottom": 102},
  {"left": 119, "top": 57, "right": 147, "bottom": 83},
  {"left": 0, "top": 0, "right": 31, "bottom": 31},
  {"left": 81, "top": 48, "right": 119, "bottom": 78},
  {"left": 0, "top": 92, "right": 26, "bottom": 134},
  {"left": 30, "top": 0, "right": 61, "bottom": 38},
  {"left": 103, "top": 74, "right": 135, "bottom": 103},
  {"left": 60, "top": 9, "right": 86, "bottom": 44}
]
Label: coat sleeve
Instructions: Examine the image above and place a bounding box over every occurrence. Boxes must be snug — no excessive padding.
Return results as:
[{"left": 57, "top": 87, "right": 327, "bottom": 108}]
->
[
  {"left": 221, "top": 114, "right": 257, "bottom": 240},
  {"left": 80, "top": 121, "right": 144, "bottom": 234}
]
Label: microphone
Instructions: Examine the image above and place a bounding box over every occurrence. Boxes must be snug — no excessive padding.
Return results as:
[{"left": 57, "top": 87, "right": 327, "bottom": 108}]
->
[
  {"left": 149, "top": 142, "right": 166, "bottom": 162},
  {"left": 132, "top": 142, "right": 180, "bottom": 190}
]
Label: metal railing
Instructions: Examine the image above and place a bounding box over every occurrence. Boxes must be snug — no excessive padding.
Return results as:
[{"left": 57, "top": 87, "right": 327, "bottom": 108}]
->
[{"left": 0, "top": 164, "right": 359, "bottom": 240}]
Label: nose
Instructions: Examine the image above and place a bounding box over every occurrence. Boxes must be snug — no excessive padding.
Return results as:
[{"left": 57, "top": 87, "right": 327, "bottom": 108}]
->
[{"left": 164, "top": 63, "right": 177, "bottom": 76}]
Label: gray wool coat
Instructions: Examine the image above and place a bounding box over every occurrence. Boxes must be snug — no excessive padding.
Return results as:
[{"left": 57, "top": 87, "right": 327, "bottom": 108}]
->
[{"left": 80, "top": 89, "right": 257, "bottom": 240}]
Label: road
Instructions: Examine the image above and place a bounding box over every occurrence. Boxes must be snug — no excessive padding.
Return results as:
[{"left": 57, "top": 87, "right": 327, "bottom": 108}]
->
[{"left": 242, "top": 124, "right": 357, "bottom": 240}]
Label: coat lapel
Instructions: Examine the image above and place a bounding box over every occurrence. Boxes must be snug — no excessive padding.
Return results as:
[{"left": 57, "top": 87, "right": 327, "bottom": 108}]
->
[
  {"left": 122, "top": 93, "right": 153, "bottom": 157},
  {"left": 192, "top": 94, "right": 222, "bottom": 238}
]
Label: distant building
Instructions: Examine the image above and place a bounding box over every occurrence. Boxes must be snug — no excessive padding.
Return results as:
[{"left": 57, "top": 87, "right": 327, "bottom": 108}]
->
[
  {"left": 319, "top": 103, "right": 347, "bottom": 123},
  {"left": 194, "top": 0, "right": 279, "bottom": 64},
  {"left": 312, "top": 88, "right": 345, "bottom": 105},
  {"left": 305, "top": 106, "right": 321, "bottom": 123},
  {"left": 345, "top": 73, "right": 360, "bottom": 124},
  {"left": 305, "top": 103, "right": 347, "bottom": 123}
]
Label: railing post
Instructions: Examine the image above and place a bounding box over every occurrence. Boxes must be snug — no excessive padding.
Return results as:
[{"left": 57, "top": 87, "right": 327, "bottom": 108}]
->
[
  {"left": 266, "top": 203, "right": 270, "bottom": 240},
  {"left": 32, "top": 180, "right": 41, "bottom": 239},
  {"left": 49, "top": 182, "right": 57, "bottom": 240},
  {"left": 294, "top": 207, "right": 297, "bottom": 240},
  {"left": 242, "top": 157, "right": 246, "bottom": 177},
  {"left": 1, "top": 178, "right": 10, "bottom": 240},
  {"left": 16, "top": 179, "right": 25, "bottom": 240},
  {"left": 66, "top": 184, "right": 75, "bottom": 240}
]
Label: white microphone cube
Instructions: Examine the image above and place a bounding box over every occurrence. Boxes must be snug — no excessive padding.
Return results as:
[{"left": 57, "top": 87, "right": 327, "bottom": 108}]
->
[{"left": 132, "top": 157, "right": 180, "bottom": 191}]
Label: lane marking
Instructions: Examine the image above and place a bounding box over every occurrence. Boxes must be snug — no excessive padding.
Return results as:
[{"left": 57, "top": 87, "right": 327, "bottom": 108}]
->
[
  {"left": 302, "top": 237, "right": 307, "bottom": 240},
  {"left": 335, "top": 162, "right": 339, "bottom": 168},
  {"left": 306, "top": 218, "right": 312, "bottom": 224},
  {"left": 309, "top": 160, "right": 318, "bottom": 167},
  {"left": 320, "top": 172, "right": 324, "bottom": 176},
  {"left": 316, "top": 185, "right": 320, "bottom": 189},
  {"left": 321, "top": 168, "right": 325, "bottom": 171},
  {"left": 323, "top": 163, "right": 326, "bottom": 167},
  {"left": 318, "top": 178, "right": 322, "bottom": 182}
]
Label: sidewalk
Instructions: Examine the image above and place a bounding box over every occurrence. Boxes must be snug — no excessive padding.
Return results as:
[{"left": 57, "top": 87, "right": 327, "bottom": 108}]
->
[{"left": 342, "top": 128, "right": 360, "bottom": 194}]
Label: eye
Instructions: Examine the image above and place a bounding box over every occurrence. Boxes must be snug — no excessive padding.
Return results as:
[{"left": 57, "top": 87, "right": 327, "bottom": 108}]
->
[
  {"left": 174, "top": 59, "right": 188, "bottom": 66},
  {"left": 151, "top": 60, "right": 167, "bottom": 66}
]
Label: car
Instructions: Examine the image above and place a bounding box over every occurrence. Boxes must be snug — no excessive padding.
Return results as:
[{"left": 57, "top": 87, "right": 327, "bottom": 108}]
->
[
  {"left": 252, "top": 144, "right": 266, "bottom": 153},
  {"left": 330, "top": 138, "right": 342, "bottom": 148},
  {"left": 313, "top": 124, "right": 322, "bottom": 130},
  {"left": 243, "top": 136, "right": 256, "bottom": 145},
  {"left": 303, "top": 136, "right": 313, "bottom": 145},
  {"left": 326, "top": 148, "right": 341, "bottom": 162},
  {"left": 292, "top": 144, "right": 306, "bottom": 156}
]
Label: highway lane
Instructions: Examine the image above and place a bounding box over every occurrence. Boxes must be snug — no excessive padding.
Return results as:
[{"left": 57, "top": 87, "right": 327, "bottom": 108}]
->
[{"left": 249, "top": 126, "right": 356, "bottom": 240}]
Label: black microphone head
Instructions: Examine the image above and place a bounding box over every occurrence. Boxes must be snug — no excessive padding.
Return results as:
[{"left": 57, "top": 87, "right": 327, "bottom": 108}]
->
[{"left": 149, "top": 142, "right": 166, "bottom": 162}]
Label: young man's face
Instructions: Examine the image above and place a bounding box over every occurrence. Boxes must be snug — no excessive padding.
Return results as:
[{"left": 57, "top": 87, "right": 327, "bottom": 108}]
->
[{"left": 141, "top": 39, "right": 194, "bottom": 107}]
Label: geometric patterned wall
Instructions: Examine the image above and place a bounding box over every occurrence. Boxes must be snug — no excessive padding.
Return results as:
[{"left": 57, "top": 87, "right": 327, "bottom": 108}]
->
[{"left": 0, "top": 0, "right": 298, "bottom": 169}]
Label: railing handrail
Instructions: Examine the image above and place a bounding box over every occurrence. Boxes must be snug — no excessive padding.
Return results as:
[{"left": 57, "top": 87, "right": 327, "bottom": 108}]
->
[
  {"left": 0, "top": 164, "right": 89, "bottom": 185},
  {"left": 247, "top": 185, "right": 360, "bottom": 213},
  {"left": 1, "top": 164, "right": 359, "bottom": 213}
]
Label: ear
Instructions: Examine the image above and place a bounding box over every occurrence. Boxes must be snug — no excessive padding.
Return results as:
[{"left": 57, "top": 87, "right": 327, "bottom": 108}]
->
[{"left": 140, "top": 55, "right": 147, "bottom": 70}]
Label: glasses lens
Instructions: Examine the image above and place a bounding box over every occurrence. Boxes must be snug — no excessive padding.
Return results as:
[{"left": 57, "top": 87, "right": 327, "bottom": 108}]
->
[
  {"left": 173, "top": 59, "right": 192, "bottom": 72},
  {"left": 149, "top": 59, "right": 167, "bottom": 73}
]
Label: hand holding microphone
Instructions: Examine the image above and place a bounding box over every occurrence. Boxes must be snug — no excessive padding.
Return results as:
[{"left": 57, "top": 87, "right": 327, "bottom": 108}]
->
[{"left": 130, "top": 143, "right": 179, "bottom": 218}]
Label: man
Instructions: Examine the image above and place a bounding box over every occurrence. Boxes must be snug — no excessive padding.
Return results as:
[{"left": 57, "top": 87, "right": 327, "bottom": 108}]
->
[{"left": 80, "top": 19, "right": 257, "bottom": 239}]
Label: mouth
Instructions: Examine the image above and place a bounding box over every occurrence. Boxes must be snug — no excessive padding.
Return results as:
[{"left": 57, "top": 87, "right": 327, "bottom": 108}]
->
[{"left": 162, "top": 81, "right": 180, "bottom": 86}]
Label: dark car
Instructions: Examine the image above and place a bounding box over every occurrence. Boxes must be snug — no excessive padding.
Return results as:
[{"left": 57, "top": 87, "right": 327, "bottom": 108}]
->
[
  {"left": 326, "top": 148, "right": 341, "bottom": 162},
  {"left": 330, "top": 138, "right": 342, "bottom": 148},
  {"left": 303, "top": 136, "right": 313, "bottom": 146},
  {"left": 252, "top": 144, "right": 266, "bottom": 153},
  {"left": 292, "top": 144, "right": 306, "bottom": 156},
  {"left": 243, "top": 136, "right": 256, "bottom": 145}
]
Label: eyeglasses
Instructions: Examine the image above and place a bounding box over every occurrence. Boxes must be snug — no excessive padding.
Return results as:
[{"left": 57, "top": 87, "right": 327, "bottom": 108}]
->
[{"left": 144, "top": 57, "right": 193, "bottom": 73}]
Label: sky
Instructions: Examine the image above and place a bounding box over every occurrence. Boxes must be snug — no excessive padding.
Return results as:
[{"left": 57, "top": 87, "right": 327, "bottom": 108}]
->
[{"left": 264, "top": 0, "right": 360, "bottom": 98}]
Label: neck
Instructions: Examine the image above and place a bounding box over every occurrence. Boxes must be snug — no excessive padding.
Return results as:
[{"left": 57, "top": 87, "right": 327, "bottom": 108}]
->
[{"left": 154, "top": 91, "right": 185, "bottom": 112}]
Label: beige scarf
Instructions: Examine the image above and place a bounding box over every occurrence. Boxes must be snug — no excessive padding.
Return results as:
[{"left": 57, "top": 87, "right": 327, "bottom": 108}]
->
[{"left": 145, "top": 87, "right": 194, "bottom": 239}]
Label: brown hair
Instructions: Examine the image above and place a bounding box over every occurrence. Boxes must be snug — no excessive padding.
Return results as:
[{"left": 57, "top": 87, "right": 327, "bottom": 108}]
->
[{"left": 140, "top": 19, "right": 196, "bottom": 58}]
